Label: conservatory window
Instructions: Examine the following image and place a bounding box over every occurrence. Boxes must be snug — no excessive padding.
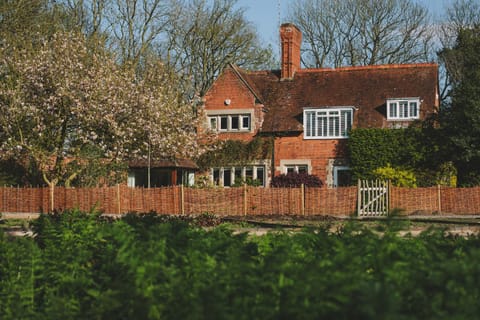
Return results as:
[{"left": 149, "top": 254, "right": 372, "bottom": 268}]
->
[{"left": 212, "top": 166, "right": 265, "bottom": 187}]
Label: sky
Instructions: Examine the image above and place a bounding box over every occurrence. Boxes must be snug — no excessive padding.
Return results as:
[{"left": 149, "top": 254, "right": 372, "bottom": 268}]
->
[{"left": 237, "top": 0, "right": 456, "bottom": 55}]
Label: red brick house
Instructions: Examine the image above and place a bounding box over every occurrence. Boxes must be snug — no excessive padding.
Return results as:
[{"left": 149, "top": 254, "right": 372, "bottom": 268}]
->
[{"left": 201, "top": 23, "right": 439, "bottom": 187}]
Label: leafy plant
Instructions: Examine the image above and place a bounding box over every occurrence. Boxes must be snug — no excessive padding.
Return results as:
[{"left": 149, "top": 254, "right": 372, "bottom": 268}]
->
[
  {"left": 196, "top": 137, "right": 272, "bottom": 170},
  {"left": 348, "top": 127, "right": 443, "bottom": 186},
  {"left": 373, "top": 165, "right": 417, "bottom": 187},
  {"left": 2, "top": 210, "right": 480, "bottom": 319},
  {"left": 271, "top": 172, "right": 323, "bottom": 187}
]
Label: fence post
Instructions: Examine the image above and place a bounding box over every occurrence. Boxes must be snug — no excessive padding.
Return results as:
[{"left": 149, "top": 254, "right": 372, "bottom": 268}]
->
[
  {"left": 437, "top": 185, "right": 442, "bottom": 214},
  {"left": 17, "top": 185, "right": 20, "bottom": 213},
  {"left": 301, "top": 184, "right": 305, "bottom": 216},
  {"left": 243, "top": 184, "right": 247, "bottom": 216},
  {"left": 181, "top": 184, "right": 185, "bottom": 215},
  {"left": 50, "top": 184, "right": 54, "bottom": 212},
  {"left": 117, "top": 184, "right": 121, "bottom": 215}
]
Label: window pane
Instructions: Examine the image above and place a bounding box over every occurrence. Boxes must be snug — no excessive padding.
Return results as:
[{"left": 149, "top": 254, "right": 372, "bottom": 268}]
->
[
  {"left": 242, "top": 115, "right": 250, "bottom": 129},
  {"left": 298, "top": 165, "right": 308, "bottom": 174},
  {"left": 329, "top": 111, "right": 339, "bottom": 136},
  {"left": 346, "top": 110, "right": 352, "bottom": 135},
  {"left": 305, "top": 111, "right": 314, "bottom": 136},
  {"left": 286, "top": 166, "right": 295, "bottom": 173},
  {"left": 220, "top": 116, "right": 228, "bottom": 130},
  {"left": 233, "top": 167, "right": 242, "bottom": 185},
  {"left": 256, "top": 167, "right": 265, "bottom": 186},
  {"left": 340, "top": 110, "right": 352, "bottom": 136},
  {"left": 400, "top": 101, "right": 408, "bottom": 118},
  {"left": 223, "top": 168, "right": 232, "bottom": 187},
  {"left": 335, "top": 168, "right": 352, "bottom": 187},
  {"left": 209, "top": 117, "right": 217, "bottom": 130},
  {"left": 245, "top": 167, "right": 253, "bottom": 180},
  {"left": 231, "top": 116, "right": 239, "bottom": 129},
  {"left": 213, "top": 168, "right": 220, "bottom": 186},
  {"left": 389, "top": 102, "right": 397, "bottom": 118},
  {"left": 319, "top": 113, "right": 327, "bottom": 137},
  {"left": 409, "top": 102, "right": 418, "bottom": 118}
]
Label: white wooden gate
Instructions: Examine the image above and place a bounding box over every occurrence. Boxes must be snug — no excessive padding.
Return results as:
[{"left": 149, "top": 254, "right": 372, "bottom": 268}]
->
[{"left": 357, "top": 180, "right": 389, "bottom": 216}]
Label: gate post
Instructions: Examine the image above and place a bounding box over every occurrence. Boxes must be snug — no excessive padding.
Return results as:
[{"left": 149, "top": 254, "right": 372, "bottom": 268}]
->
[
  {"left": 357, "top": 179, "right": 361, "bottom": 216},
  {"left": 387, "top": 180, "right": 391, "bottom": 216}
]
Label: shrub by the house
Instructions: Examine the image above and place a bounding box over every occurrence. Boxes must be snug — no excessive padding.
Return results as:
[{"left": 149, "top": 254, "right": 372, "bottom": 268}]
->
[{"left": 271, "top": 172, "right": 323, "bottom": 188}]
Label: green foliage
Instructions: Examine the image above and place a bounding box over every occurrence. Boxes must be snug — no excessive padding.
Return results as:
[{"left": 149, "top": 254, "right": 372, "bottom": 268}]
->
[
  {"left": 232, "top": 176, "right": 263, "bottom": 187},
  {"left": 349, "top": 128, "right": 407, "bottom": 180},
  {"left": 439, "top": 26, "right": 480, "bottom": 186},
  {"left": 196, "top": 137, "right": 272, "bottom": 170},
  {"left": 348, "top": 128, "right": 442, "bottom": 186},
  {"left": 0, "top": 0, "right": 74, "bottom": 51},
  {"left": 271, "top": 172, "right": 323, "bottom": 187},
  {"left": 2, "top": 210, "right": 480, "bottom": 318},
  {"left": 373, "top": 165, "right": 417, "bottom": 187},
  {"left": 435, "top": 162, "right": 457, "bottom": 187},
  {"left": 0, "top": 159, "right": 27, "bottom": 186}
]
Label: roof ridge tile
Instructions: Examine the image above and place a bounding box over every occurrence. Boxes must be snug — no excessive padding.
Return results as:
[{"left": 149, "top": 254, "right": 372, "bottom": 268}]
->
[{"left": 297, "top": 63, "right": 438, "bottom": 73}]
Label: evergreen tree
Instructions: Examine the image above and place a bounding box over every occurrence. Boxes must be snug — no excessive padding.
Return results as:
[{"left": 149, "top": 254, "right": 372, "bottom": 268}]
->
[{"left": 440, "top": 27, "right": 480, "bottom": 185}]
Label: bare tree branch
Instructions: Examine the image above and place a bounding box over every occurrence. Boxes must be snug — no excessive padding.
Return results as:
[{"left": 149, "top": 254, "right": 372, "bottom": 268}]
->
[{"left": 289, "top": 0, "right": 433, "bottom": 68}]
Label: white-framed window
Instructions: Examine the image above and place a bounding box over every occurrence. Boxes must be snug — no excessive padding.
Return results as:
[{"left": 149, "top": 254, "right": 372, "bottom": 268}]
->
[
  {"left": 212, "top": 165, "right": 265, "bottom": 187},
  {"left": 304, "top": 107, "right": 353, "bottom": 139},
  {"left": 333, "top": 166, "right": 352, "bottom": 187},
  {"left": 285, "top": 165, "right": 308, "bottom": 174},
  {"left": 387, "top": 98, "right": 420, "bottom": 120},
  {"left": 208, "top": 114, "right": 251, "bottom": 132}
]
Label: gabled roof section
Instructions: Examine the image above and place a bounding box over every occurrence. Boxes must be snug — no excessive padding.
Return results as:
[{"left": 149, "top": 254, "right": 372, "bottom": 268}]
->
[
  {"left": 235, "top": 63, "right": 439, "bottom": 133},
  {"left": 228, "top": 63, "right": 264, "bottom": 104}
]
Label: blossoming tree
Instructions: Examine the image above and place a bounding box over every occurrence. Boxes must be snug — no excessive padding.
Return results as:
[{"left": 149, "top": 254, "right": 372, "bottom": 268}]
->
[{"left": 0, "top": 32, "right": 212, "bottom": 188}]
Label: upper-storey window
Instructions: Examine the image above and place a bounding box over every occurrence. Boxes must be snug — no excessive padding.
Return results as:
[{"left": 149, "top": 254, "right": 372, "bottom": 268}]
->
[
  {"left": 304, "top": 108, "right": 353, "bottom": 139},
  {"left": 387, "top": 98, "right": 420, "bottom": 120},
  {"left": 208, "top": 114, "right": 251, "bottom": 132}
]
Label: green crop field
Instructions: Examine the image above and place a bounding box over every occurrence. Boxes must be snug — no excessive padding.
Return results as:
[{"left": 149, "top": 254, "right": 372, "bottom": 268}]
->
[{"left": 1, "top": 210, "right": 480, "bottom": 319}]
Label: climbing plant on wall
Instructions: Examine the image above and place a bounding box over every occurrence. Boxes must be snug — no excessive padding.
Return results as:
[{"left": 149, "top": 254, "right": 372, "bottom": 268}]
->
[{"left": 196, "top": 137, "right": 272, "bottom": 170}]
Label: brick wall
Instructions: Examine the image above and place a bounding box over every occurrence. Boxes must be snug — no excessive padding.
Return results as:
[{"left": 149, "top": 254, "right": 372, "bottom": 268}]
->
[
  {"left": 274, "top": 135, "right": 347, "bottom": 182},
  {"left": 202, "top": 67, "right": 264, "bottom": 142}
]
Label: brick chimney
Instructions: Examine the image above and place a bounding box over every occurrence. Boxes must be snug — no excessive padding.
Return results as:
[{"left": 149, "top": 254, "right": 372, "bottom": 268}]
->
[{"left": 280, "top": 23, "right": 302, "bottom": 80}]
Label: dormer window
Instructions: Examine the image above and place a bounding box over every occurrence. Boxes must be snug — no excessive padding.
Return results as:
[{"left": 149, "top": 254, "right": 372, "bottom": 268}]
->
[
  {"left": 387, "top": 98, "right": 420, "bottom": 120},
  {"left": 304, "top": 107, "right": 354, "bottom": 139}
]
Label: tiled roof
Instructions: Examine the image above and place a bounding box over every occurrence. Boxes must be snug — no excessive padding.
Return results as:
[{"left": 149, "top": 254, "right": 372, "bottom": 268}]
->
[{"left": 239, "top": 63, "right": 439, "bottom": 133}]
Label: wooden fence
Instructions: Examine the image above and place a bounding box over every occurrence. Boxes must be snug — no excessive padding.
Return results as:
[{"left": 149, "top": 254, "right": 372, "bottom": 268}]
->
[{"left": 0, "top": 184, "right": 480, "bottom": 217}]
